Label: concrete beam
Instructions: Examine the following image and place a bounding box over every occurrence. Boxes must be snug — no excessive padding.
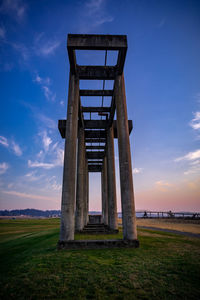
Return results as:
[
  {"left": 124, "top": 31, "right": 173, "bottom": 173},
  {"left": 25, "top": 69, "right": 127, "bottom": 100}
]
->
[
  {"left": 85, "top": 138, "right": 106, "bottom": 143},
  {"left": 82, "top": 107, "right": 111, "bottom": 113},
  {"left": 67, "top": 34, "right": 127, "bottom": 50},
  {"left": 88, "top": 165, "right": 102, "bottom": 172},
  {"left": 58, "top": 120, "right": 132, "bottom": 139},
  {"left": 88, "top": 160, "right": 103, "bottom": 164},
  {"left": 85, "top": 130, "right": 106, "bottom": 139},
  {"left": 84, "top": 120, "right": 108, "bottom": 129},
  {"left": 86, "top": 146, "right": 105, "bottom": 150},
  {"left": 80, "top": 90, "right": 113, "bottom": 97},
  {"left": 77, "top": 66, "right": 116, "bottom": 80},
  {"left": 86, "top": 151, "right": 105, "bottom": 159}
]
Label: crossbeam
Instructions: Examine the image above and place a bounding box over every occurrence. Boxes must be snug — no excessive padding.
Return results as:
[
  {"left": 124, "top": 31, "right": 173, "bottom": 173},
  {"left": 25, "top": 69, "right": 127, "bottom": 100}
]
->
[
  {"left": 85, "top": 130, "right": 106, "bottom": 139},
  {"left": 88, "top": 160, "right": 103, "bottom": 164},
  {"left": 86, "top": 152, "right": 105, "bottom": 159},
  {"left": 67, "top": 34, "right": 127, "bottom": 50},
  {"left": 82, "top": 107, "right": 110, "bottom": 113},
  {"left": 80, "top": 90, "right": 113, "bottom": 97},
  {"left": 86, "top": 146, "right": 105, "bottom": 150},
  {"left": 84, "top": 120, "right": 108, "bottom": 129},
  {"left": 77, "top": 66, "right": 116, "bottom": 80},
  {"left": 85, "top": 138, "right": 106, "bottom": 143},
  {"left": 58, "top": 120, "right": 133, "bottom": 139},
  {"left": 88, "top": 165, "right": 102, "bottom": 172}
]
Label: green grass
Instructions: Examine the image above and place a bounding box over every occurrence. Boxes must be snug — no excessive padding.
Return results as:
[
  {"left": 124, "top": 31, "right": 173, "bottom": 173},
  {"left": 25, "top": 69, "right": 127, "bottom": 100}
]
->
[{"left": 0, "top": 219, "right": 200, "bottom": 299}]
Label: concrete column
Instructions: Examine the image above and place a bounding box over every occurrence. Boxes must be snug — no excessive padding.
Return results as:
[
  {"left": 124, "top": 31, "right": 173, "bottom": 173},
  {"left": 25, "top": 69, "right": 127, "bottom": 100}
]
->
[
  {"left": 101, "top": 157, "right": 108, "bottom": 225},
  {"left": 115, "top": 73, "right": 137, "bottom": 240},
  {"left": 60, "top": 72, "right": 79, "bottom": 241},
  {"left": 75, "top": 126, "right": 85, "bottom": 231},
  {"left": 107, "top": 126, "right": 118, "bottom": 230},
  {"left": 84, "top": 159, "right": 89, "bottom": 225}
]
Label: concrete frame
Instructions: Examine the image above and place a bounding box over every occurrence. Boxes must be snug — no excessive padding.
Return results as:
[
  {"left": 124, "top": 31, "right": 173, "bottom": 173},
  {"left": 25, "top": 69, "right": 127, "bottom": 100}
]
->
[{"left": 58, "top": 34, "right": 138, "bottom": 246}]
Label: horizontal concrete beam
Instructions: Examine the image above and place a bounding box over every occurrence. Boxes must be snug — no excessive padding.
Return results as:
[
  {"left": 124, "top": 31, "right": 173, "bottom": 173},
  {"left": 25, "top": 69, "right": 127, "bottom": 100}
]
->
[
  {"left": 113, "top": 120, "right": 133, "bottom": 137},
  {"left": 85, "top": 130, "right": 106, "bottom": 139},
  {"left": 85, "top": 138, "right": 106, "bottom": 143},
  {"left": 86, "top": 151, "right": 105, "bottom": 159},
  {"left": 77, "top": 66, "right": 116, "bottom": 80},
  {"left": 84, "top": 120, "right": 108, "bottom": 129},
  {"left": 86, "top": 146, "right": 105, "bottom": 150},
  {"left": 88, "top": 165, "right": 102, "bottom": 172},
  {"left": 80, "top": 90, "right": 113, "bottom": 97},
  {"left": 82, "top": 107, "right": 110, "bottom": 113},
  {"left": 88, "top": 160, "right": 103, "bottom": 164},
  {"left": 58, "top": 120, "right": 133, "bottom": 139},
  {"left": 67, "top": 34, "right": 127, "bottom": 50}
]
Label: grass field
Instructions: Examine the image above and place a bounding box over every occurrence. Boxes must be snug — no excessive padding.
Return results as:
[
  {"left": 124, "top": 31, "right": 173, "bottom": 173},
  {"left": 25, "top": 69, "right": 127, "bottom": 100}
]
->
[{"left": 0, "top": 218, "right": 200, "bottom": 299}]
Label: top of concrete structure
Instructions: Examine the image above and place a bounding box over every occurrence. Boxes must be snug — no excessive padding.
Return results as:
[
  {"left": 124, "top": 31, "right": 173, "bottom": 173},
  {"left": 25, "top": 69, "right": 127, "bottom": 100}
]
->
[
  {"left": 60, "top": 34, "right": 131, "bottom": 172},
  {"left": 67, "top": 34, "right": 127, "bottom": 76}
]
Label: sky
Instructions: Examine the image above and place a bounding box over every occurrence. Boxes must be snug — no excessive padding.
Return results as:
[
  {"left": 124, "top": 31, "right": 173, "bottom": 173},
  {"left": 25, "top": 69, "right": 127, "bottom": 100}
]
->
[{"left": 0, "top": 0, "right": 200, "bottom": 212}]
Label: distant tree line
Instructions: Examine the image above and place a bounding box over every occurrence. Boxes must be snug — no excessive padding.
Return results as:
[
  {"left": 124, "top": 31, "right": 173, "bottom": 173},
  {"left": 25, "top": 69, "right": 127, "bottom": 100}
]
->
[{"left": 0, "top": 209, "right": 61, "bottom": 217}]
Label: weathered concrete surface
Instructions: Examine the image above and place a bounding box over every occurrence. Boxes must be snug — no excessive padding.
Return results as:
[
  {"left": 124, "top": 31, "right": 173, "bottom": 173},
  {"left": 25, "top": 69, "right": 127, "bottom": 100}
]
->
[
  {"left": 60, "top": 73, "right": 79, "bottom": 241},
  {"left": 75, "top": 127, "right": 85, "bottom": 231},
  {"left": 84, "top": 160, "right": 89, "bottom": 225},
  {"left": 101, "top": 157, "right": 108, "bottom": 225},
  {"left": 115, "top": 73, "right": 137, "bottom": 240},
  {"left": 58, "top": 239, "right": 139, "bottom": 250},
  {"left": 107, "top": 126, "right": 118, "bottom": 231}
]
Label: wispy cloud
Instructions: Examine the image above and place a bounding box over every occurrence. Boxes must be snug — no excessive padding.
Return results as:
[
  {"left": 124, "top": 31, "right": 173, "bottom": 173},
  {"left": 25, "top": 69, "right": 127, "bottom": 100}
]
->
[
  {"left": 2, "top": 190, "right": 55, "bottom": 201},
  {"left": 175, "top": 149, "right": 200, "bottom": 176},
  {"left": 0, "top": 136, "right": 9, "bottom": 147},
  {"left": 0, "top": 162, "right": 9, "bottom": 175},
  {"left": 0, "top": 0, "right": 27, "bottom": 22},
  {"left": 79, "top": 0, "right": 114, "bottom": 31},
  {"left": 39, "top": 131, "right": 52, "bottom": 152},
  {"left": 39, "top": 41, "right": 61, "bottom": 56},
  {"left": 184, "top": 163, "right": 200, "bottom": 175},
  {"left": 28, "top": 160, "right": 55, "bottom": 169},
  {"left": 24, "top": 171, "right": 44, "bottom": 182},
  {"left": 175, "top": 149, "right": 200, "bottom": 162},
  {"left": 155, "top": 180, "right": 172, "bottom": 187},
  {"left": 0, "top": 135, "right": 22, "bottom": 156},
  {"left": 155, "top": 180, "right": 173, "bottom": 192},
  {"left": 189, "top": 111, "right": 200, "bottom": 130},
  {"left": 34, "top": 73, "right": 50, "bottom": 85},
  {"left": 11, "top": 140, "right": 22, "bottom": 156},
  {"left": 9, "top": 41, "right": 29, "bottom": 61},
  {"left": 34, "top": 73, "right": 56, "bottom": 102},
  {"left": 28, "top": 145, "right": 64, "bottom": 170},
  {"left": 34, "top": 33, "right": 61, "bottom": 56},
  {"left": 133, "top": 168, "right": 143, "bottom": 174},
  {"left": 36, "top": 113, "right": 57, "bottom": 129},
  {"left": 42, "top": 86, "right": 56, "bottom": 102}
]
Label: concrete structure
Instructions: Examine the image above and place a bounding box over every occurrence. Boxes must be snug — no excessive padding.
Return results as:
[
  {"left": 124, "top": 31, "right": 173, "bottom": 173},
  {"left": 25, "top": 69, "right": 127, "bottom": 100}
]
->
[{"left": 58, "top": 34, "right": 138, "bottom": 248}]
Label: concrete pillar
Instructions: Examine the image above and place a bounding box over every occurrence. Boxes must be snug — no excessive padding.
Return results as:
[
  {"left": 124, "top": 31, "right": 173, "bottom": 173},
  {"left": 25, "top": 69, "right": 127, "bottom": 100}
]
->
[
  {"left": 60, "top": 72, "right": 79, "bottom": 241},
  {"left": 115, "top": 73, "right": 137, "bottom": 240},
  {"left": 101, "top": 157, "right": 108, "bottom": 225},
  {"left": 84, "top": 159, "right": 89, "bottom": 225},
  {"left": 75, "top": 126, "right": 85, "bottom": 231},
  {"left": 107, "top": 126, "right": 118, "bottom": 230}
]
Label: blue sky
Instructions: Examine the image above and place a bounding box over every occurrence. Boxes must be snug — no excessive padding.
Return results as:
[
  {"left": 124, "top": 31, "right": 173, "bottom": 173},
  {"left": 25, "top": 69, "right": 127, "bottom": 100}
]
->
[{"left": 0, "top": 0, "right": 200, "bottom": 212}]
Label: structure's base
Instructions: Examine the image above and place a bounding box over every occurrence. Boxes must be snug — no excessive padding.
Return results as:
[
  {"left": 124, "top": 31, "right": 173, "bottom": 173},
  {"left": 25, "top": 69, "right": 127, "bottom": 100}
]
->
[
  {"left": 76, "top": 223, "right": 119, "bottom": 234},
  {"left": 57, "top": 239, "right": 139, "bottom": 250}
]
